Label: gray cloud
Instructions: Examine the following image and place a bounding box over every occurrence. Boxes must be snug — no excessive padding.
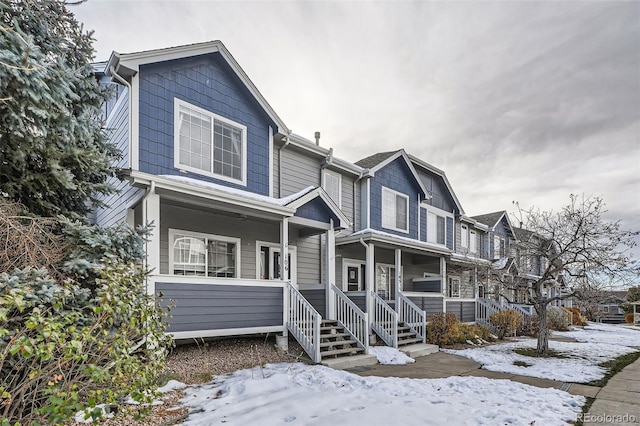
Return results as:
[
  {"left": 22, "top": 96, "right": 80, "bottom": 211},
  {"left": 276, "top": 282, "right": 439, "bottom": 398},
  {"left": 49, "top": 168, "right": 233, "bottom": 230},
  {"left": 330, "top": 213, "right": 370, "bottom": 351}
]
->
[{"left": 74, "top": 0, "right": 640, "bottom": 258}]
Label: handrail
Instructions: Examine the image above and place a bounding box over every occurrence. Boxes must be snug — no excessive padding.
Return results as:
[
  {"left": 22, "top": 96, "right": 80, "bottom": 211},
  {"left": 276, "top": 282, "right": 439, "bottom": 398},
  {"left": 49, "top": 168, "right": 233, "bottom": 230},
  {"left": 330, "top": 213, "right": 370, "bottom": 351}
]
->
[
  {"left": 332, "top": 285, "right": 369, "bottom": 351},
  {"left": 370, "top": 291, "right": 398, "bottom": 348},
  {"left": 476, "top": 298, "right": 502, "bottom": 327},
  {"left": 287, "top": 283, "right": 322, "bottom": 363},
  {"left": 397, "top": 292, "right": 427, "bottom": 343}
]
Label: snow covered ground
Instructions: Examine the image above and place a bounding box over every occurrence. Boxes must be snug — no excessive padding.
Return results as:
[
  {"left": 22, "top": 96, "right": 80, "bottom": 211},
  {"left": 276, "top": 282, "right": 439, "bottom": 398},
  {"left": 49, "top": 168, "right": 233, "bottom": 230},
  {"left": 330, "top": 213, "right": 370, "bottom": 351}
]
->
[
  {"left": 445, "top": 322, "right": 640, "bottom": 383},
  {"left": 368, "top": 346, "right": 415, "bottom": 365},
  {"left": 180, "top": 363, "right": 583, "bottom": 426}
]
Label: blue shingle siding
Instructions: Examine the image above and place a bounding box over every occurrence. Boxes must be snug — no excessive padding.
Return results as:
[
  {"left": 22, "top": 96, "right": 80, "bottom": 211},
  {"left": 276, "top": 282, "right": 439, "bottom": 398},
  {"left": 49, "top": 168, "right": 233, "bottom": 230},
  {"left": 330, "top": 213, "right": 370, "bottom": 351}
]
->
[
  {"left": 370, "top": 157, "right": 421, "bottom": 239},
  {"left": 446, "top": 217, "right": 454, "bottom": 249},
  {"left": 419, "top": 208, "right": 427, "bottom": 242},
  {"left": 417, "top": 170, "right": 456, "bottom": 213},
  {"left": 138, "top": 53, "right": 276, "bottom": 195},
  {"left": 295, "top": 197, "right": 340, "bottom": 224}
]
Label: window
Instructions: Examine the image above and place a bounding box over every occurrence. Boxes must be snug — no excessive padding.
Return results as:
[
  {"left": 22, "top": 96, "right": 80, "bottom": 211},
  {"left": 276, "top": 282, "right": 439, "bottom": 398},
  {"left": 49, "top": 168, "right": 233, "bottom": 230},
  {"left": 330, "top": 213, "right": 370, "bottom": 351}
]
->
[
  {"left": 174, "top": 99, "right": 247, "bottom": 184},
  {"left": 477, "top": 284, "right": 484, "bottom": 299},
  {"left": 469, "top": 230, "right": 477, "bottom": 253},
  {"left": 494, "top": 235, "right": 504, "bottom": 259},
  {"left": 427, "top": 211, "right": 446, "bottom": 245},
  {"left": 323, "top": 170, "right": 342, "bottom": 208},
  {"left": 382, "top": 187, "right": 409, "bottom": 232},
  {"left": 343, "top": 260, "right": 366, "bottom": 292},
  {"left": 447, "top": 277, "right": 460, "bottom": 298},
  {"left": 460, "top": 224, "right": 468, "bottom": 248},
  {"left": 169, "top": 230, "right": 239, "bottom": 277}
]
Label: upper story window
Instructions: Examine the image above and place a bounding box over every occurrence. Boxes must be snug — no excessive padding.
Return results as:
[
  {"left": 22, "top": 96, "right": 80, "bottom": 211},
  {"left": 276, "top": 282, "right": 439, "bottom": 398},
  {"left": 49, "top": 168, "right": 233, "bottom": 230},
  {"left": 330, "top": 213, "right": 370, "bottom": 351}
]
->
[
  {"left": 469, "top": 230, "right": 477, "bottom": 253},
  {"left": 174, "top": 99, "right": 247, "bottom": 185},
  {"left": 494, "top": 235, "right": 505, "bottom": 259},
  {"left": 382, "top": 187, "right": 409, "bottom": 233},
  {"left": 427, "top": 211, "right": 446, "bottom": 245},
  {"left": 323, "top": 169, "right": 342, "bottom": 208},
  {"left": 169, "top": 229, "right": 240, "bottom": 278},
  {"left": 460, "top": 224, "right": 468, "bottom": 248}
]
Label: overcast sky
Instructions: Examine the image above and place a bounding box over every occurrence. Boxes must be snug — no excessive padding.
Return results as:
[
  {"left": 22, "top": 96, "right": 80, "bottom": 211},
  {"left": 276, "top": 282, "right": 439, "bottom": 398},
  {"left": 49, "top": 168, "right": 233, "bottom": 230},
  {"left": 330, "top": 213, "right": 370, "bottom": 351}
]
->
[{"left": 74, "top": 0, "right": 640, "bottom": 258}]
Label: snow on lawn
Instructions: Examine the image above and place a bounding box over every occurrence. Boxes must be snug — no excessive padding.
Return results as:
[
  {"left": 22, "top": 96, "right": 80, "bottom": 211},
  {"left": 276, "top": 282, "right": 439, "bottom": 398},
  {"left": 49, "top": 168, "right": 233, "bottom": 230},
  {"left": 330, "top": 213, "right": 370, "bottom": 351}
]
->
[
  {"left": 368, "top": 346, "right": 415, "bottom": 365},
  {"left": 181, "top": 363, "right": 583, "bottom": 426},
  {"left": 555, "top": 322, "right": 640, "bottom": 347}
]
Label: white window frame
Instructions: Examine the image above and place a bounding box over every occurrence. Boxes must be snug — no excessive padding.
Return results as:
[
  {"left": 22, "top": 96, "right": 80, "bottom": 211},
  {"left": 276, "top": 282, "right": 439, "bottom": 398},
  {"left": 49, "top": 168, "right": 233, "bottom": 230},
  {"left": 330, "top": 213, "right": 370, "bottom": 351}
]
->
[
  {"left": 174, "top": 98, "right": 248, "bottom": 185},
  {"left": 460, "top": 224, "right": 468, "bottom": 248},
  {"left": 255, "top": 241, "right": 297, "bottom": 283},
  {"left": 469, "top": 230, "right": 477, "bottom": 253},
  {"left": 322, "top": 169, "right": 342, "bottom": 208},
  {"left": 447, "top": 276, "right": 461, "bottom": 298},
  {"left": 494, "top": 235, "right": 504, "bottom": 259},
  {"left": 168, "top": 229, "right": 241, "bottom": 278},
  {"left": 424, "top": 205, "right": 452, "bottom": 246},
  {"left": 381, "top": 186, "right": 409, "bottom": 233},
  {"left": 343, "top": 259, "right": 365, "bottom": 292}
]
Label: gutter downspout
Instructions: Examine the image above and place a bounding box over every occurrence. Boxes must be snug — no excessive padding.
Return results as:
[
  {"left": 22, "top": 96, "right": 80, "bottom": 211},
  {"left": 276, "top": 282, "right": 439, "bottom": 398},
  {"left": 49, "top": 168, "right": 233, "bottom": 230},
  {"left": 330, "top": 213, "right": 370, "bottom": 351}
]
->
[
  {"left": 278, "top": 131, "right": 292, "bottom": 198},
  {"left": 142, "top": 181, "right": 156, "bottom": 295},
  {"left": 359, "top": 237, "right": 373, "bottom": 342},
  {"left": 353, "top": 170, "right": 367, "bottom": 232},
  {"left": 109, "top": 65, "right": 133, "bottom": 169}
]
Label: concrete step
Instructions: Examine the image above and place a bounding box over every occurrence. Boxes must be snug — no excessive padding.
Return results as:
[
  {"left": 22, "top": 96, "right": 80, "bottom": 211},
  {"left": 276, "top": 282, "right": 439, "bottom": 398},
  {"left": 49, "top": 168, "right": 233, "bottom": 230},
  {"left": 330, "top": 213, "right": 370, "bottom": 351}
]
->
[
  {"left": 398, "top": 337, "right": 423, "bottom": 346},
  {"left": 397, "top": 331, "right": 417, "bottom": 338},
  {"left": 321, "top": 353, "right": 378, "bottom": 370},
  {"left": 321, "top": 346, "right": 365, "bottom": 357},
  {"left": 320, "top": 332, "right": 351, "bottom": 339},
  {"left": 399, "top": 343, "right": 439, "bottom": 358},
  {"left": 319, "top": 339, "right": 358, "bottom": 348}
]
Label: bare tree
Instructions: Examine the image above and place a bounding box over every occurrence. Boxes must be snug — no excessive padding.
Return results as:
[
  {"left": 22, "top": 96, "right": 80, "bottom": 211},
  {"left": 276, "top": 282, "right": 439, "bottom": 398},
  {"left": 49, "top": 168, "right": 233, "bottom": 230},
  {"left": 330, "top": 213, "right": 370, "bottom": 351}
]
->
[{"left": 516, "top": 195, "right": 639, "bottom": 354}]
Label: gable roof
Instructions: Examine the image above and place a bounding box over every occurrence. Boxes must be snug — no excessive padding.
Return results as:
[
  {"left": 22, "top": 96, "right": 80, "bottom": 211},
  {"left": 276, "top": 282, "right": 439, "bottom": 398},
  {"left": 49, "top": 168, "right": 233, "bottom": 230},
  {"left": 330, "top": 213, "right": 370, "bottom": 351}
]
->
[
  {"left": 408, "top": 154, "right": 464, "bottom": 215},
  {"left": 472, "top": 211, "right": 517, "bottom": 237},
  {"left": 355, "top": 151, "right": 399, "bottom": 169},
  {"left": 355, "top": 150, "right": 429, "bottom": 198},
  {"left": 105, "top": 40, "right": 289, "bottom": 135}
]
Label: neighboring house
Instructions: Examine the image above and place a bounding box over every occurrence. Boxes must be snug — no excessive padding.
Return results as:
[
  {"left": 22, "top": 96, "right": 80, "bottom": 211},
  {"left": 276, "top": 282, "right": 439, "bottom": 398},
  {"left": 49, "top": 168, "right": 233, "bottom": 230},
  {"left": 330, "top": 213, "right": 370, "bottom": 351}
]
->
[{"left": 597, "top": 290, "right": 628, "bottom": 323}]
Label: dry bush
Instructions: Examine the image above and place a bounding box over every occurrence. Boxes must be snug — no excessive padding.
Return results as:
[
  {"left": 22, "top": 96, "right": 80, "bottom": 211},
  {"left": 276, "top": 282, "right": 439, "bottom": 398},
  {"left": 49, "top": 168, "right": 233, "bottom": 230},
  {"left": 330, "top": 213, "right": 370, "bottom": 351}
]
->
[
  {"left": 625, "top": 313, "right": 635, "bottom": 324},
  {"left": 489, "top": 310, "right": 522, "bottom": 339},
  {"left": 0, "top": 200, "right": 66, "bottom": 279}
]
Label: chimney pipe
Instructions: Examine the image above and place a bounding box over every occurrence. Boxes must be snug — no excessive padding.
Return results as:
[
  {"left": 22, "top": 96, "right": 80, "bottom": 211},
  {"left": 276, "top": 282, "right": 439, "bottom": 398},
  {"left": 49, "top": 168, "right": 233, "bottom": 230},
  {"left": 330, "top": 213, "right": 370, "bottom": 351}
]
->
[{"left": 314, "top": 131, "right": 321, "bottom": 145}]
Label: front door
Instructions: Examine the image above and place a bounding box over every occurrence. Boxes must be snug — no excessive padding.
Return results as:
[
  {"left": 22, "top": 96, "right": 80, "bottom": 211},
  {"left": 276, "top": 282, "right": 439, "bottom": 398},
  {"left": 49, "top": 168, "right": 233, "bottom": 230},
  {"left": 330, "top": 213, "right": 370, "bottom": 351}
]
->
[
  {"left": 258, "top": 244, "right": 296, "bottom": 283},
  {"left": 375, "top": 263, "right": 397, "bottom": 302}
]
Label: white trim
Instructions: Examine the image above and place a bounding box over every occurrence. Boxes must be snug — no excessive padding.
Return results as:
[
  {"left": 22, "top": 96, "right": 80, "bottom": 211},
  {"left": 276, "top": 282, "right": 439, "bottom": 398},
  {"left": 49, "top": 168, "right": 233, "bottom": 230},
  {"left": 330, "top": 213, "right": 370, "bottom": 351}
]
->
[
  {"left": 365, "top": 178, "right": 371, "bottom": 229},
  {"left": 460, "top": 224, "right": 469, "bottom": 249},
  {"left": 285, "top": 187, "right": 350, "bottom": 229},
  {"left": 424, "top": 204, "right": 454, "bottom": 247},
  {"left": 342, "top": 258, "right": 365, "bottom": 292},
  {"left": 168, "top": 325, "right": 284, "bottom": 340},
  {"left": 103, "top": 86, "right": 128, "bottom": 129},
  {"left": 173, "top": 98, "right": 248, "bottom": 186},
  {"left": 322, "top": 169, "right": 342, "bottom": 209},
  {"left": 151, "top": 274, "right": 284, "bottom": 287},
  {"left": 447, "top": 276, "right": 461, "bottom": 298},
  {"left": 168, "top": 229, "right": 241, "bottom": 278},
  {"left": 367, "top": 150, "right": 430, "bottom": 198},
  {"left": 469, "top": 229, "right": 477, "bottom": 253},
  {"left": 408, "top": 153, "right": 465, "bottom": 215},
  {"left": 255, "top": 240, "right": 297, "bottom": 283},
  {"left": 381, "top": 186, "right": 409, "bottom": 233},
  {"left": 268, "top": 126, "right": 274, "bottom": 198},
  {"left": 130, "top": 74, "right": 140, "bottom": 170}
]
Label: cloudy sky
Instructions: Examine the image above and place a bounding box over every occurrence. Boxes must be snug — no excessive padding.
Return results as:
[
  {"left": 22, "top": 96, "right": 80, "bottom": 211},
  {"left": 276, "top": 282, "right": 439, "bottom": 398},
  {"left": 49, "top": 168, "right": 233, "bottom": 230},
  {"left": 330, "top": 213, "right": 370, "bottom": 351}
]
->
[{"left": 74, "top": 0, "right": 639, "bottom": 255}]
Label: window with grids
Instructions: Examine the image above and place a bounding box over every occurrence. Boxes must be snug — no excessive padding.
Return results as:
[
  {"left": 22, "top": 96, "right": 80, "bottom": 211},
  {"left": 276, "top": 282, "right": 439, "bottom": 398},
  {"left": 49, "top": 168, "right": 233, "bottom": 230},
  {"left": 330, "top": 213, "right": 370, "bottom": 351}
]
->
[
  {"left": 382, "top": 187, "right": 409, "bottom": 232},
  {"left": 175, "top": 99, "right": 246, "bottom": 184},
  {"left": 448, "top": 277, "right": 460, "bottom": 298},
  {"left": 170, "top": 230, "right": 239, "bottom": 278},
  {"left": 323, "top": 170, "right": 342, "bottom": 208}
]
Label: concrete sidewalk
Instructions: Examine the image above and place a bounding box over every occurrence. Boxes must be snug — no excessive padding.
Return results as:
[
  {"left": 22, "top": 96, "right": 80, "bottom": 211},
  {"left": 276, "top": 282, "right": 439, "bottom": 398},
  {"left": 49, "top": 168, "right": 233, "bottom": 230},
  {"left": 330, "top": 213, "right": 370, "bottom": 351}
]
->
[
  {"left": 585, "top": 355, "right": 640, "bottom": 425},
  {"left": 346, "top": 351, "right": 601, "bottom": 398}
]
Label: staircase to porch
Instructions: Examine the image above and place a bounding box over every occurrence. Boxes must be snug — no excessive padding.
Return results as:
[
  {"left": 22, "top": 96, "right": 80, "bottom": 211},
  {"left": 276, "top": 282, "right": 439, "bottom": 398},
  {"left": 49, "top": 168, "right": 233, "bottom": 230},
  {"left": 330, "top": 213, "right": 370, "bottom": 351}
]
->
[
  {"left": 319, "top": 319, "right": 366, "bottom": 358},
  {"left": 397, "top": 322, "right": 423, "bottom": 346}
]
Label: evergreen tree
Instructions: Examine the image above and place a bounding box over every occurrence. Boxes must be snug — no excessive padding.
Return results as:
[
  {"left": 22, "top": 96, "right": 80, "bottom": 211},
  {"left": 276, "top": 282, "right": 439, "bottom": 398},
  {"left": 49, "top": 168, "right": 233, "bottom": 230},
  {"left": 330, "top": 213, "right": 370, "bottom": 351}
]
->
[{"left": 0, "top": 0, "right": 118, "bottom": 219}]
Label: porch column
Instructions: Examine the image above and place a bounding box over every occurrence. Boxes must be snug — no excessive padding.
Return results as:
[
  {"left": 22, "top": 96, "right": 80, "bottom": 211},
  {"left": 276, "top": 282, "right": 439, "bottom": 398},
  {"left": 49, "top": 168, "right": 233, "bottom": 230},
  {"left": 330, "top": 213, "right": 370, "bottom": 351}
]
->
[
  {"left": 143, "top": 189, "right": 160, "bottom": 281},
  {"left": 280, "top": 217, "right": 289, "bottom": 284},
  {"left": 394, "top": 248, "right": 402, "bottom": 305},
  {"left": 280, "top": 217, "right": 289, "bottom": 339},
  {"left": 365, "top": 242, "right": 375, "bottom": 343},
  {"left": 440, "top": 257, "right": 447, "bottom": 312},
  {"left": 325, "top": 220, "right": 336, "bottom": 319}
]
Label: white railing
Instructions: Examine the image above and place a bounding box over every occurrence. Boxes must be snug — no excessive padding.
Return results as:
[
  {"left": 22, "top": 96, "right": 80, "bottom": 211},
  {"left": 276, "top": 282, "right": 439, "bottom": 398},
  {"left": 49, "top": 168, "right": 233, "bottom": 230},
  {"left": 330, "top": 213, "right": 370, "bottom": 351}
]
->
[
  {"left": 332, "top": 285, "right": 369, "bottom": 351},
  {"left": 371, "top": 291, "right": 398, "bottom": 348},
  {"left": 509, "top": 303, "right": 534, "bottom": 323},
  {"left": 397, "top": 292, "right": 426, "bottom": 343},
  {"left": 287, "top": 283, "right": 322, "bottom": 363},
  {"left": 476, "top": 298, "right": 503, "bottom": 326}
]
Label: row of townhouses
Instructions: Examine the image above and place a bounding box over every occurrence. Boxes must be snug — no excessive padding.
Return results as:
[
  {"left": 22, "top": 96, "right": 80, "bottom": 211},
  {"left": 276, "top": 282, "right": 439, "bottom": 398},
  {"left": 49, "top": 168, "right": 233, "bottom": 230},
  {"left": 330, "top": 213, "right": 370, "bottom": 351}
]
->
[{"left": 92, "top": 41, "right": 567, "bottom": 364}]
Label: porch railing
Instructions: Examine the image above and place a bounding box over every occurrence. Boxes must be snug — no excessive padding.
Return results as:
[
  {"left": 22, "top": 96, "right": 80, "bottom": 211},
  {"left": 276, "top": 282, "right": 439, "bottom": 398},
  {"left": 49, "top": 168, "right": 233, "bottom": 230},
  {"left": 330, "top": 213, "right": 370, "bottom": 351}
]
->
[
  {"left": 371, "top": 291, "right": 398, "bottom": 348},
  {"left": 509, "top": 303, "right": 534, "bottom": 322},
  {"left": 476, "top": 298, "right": 503, "bottom": 327},
  {"left": 332, "top": 285, "right": 369, "bottom": 352},
  {"left": 397, "top": 292, "right": 426, "bottom": 343},
  {"left": 287, "top": 283, "right": 322, "bottom": 363}
]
